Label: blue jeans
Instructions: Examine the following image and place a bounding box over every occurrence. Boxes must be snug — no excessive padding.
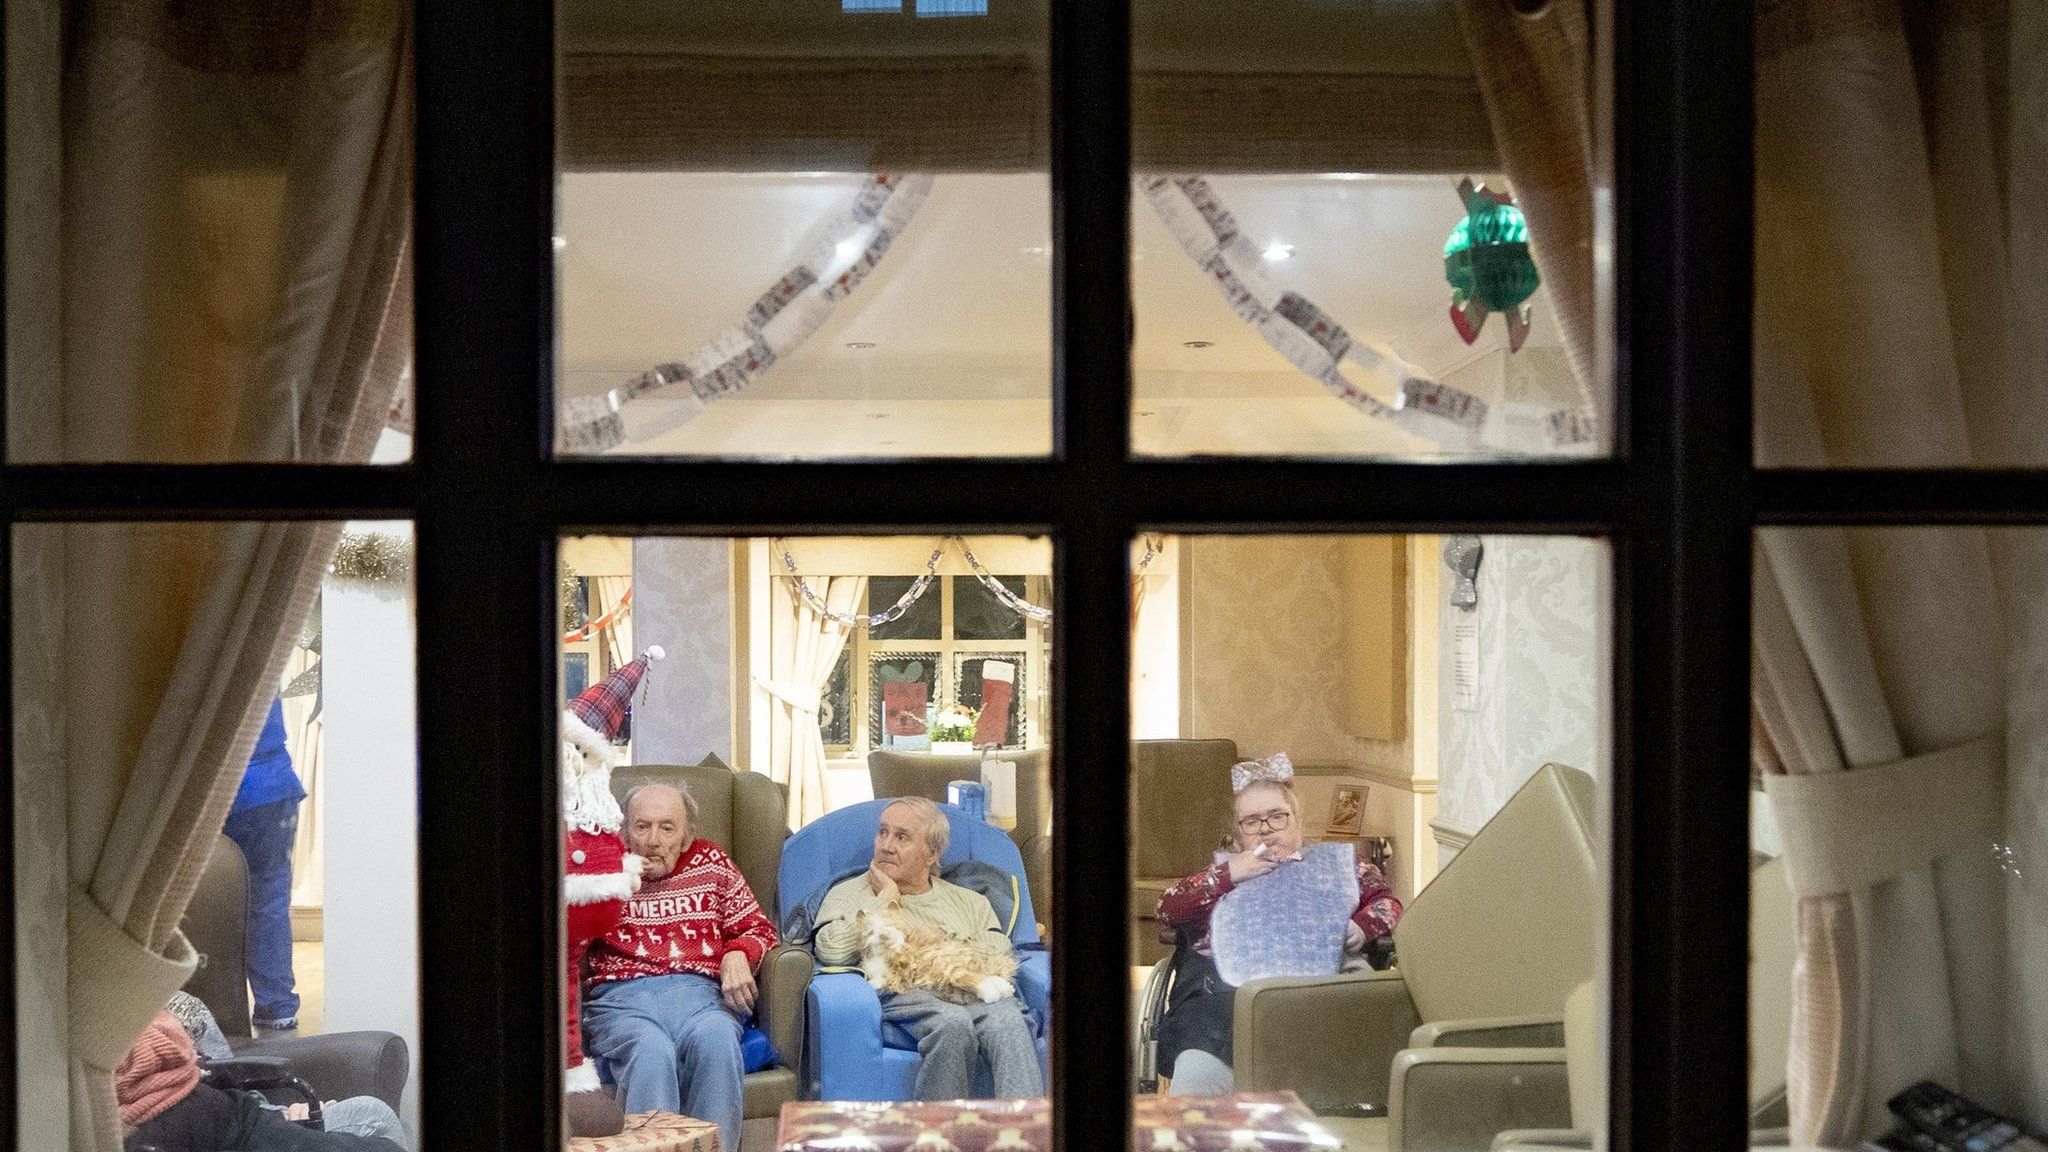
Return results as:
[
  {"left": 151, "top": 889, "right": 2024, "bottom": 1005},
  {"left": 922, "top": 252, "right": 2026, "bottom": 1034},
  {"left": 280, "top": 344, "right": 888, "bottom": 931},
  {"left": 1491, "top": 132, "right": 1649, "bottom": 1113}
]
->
[
  {"left": 223, "top": 797, "right": 301, "bottom": 1025},
  {"left": 323, "top": 1097, "right": 409, "bottom": 1148},
  {"left": 582, "top": 974, "right": 744, "bottom": 1152}
]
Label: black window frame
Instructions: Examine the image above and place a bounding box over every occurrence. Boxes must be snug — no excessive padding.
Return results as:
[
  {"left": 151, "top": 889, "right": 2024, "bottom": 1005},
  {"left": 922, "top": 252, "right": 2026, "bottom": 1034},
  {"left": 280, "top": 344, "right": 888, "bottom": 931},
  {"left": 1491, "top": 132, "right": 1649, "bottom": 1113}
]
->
[{"left": 10, "top": 1, "right": 2041, "bottom": 1149}]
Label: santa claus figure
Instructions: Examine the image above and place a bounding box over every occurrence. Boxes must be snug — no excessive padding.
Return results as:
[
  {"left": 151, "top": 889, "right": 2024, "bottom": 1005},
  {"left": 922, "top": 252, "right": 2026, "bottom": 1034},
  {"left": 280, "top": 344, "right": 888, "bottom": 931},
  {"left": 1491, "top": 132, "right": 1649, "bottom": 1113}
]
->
[{"left": 558, "top": 646, "right": 662, "bottom": 1137}]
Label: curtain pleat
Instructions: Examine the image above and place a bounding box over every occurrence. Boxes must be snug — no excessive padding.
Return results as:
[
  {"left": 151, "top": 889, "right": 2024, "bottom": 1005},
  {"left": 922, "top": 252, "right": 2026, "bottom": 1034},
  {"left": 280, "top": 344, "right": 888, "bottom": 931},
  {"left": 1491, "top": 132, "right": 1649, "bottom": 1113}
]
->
[
  {"left": 1752, "top": 0, "right": 2039, "bottom": 1138},
  {"left": 763, "top": 577, "right": 866, "bottom": 829},
  {"left": 1449, "top": 0, "right": 1599, "bottom": 417},
  {"left": 54, "top": 6, "right": 412, "bottom": 1147}
]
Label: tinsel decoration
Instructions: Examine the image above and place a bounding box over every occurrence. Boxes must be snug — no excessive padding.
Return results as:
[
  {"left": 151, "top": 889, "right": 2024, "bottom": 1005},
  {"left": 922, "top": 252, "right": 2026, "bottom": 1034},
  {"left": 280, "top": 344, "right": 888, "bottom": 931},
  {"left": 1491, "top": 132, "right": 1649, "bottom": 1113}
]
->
[
  {"left": 327, "top": 531, "right": 412, "bottom": 586},
  {"left": 561, "top": 567, "right": 588, "bottom": 633}
]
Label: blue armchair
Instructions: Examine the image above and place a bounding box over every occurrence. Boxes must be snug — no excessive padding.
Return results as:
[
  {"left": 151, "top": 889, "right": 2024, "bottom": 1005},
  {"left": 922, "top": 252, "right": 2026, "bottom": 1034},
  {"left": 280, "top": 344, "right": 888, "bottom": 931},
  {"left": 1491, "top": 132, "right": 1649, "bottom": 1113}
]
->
[{"left": 779, "top": 799, "right": 1051, "bottom": 1101}]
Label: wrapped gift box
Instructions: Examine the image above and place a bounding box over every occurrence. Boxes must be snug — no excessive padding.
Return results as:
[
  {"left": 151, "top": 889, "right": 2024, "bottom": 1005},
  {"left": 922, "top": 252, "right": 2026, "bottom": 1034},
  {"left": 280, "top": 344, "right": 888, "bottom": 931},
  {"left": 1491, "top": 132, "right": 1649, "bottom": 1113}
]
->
[
  {"left": 776, "top": 1093, "right": 1341, "bottom": 1151},
  {"left": 570, "top": 1110, "right": 720, "bottom": 1152}
]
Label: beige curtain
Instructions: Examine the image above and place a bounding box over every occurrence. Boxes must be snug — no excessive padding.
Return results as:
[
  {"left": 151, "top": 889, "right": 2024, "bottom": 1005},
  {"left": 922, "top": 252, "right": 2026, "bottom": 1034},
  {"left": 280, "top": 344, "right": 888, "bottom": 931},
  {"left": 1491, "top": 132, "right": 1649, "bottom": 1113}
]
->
[
  {"left": 27, "top": 3, "right": 415, "bottom": 1148},
  {"left": 1449, "top": 0, "right": 1599, "bottom": 415},
  {"left": 761, "top": 576, "right": 867, "bottom": 829},
  {"left": 1752, "top": 0, "right": 2044, "bottom": 1140}
]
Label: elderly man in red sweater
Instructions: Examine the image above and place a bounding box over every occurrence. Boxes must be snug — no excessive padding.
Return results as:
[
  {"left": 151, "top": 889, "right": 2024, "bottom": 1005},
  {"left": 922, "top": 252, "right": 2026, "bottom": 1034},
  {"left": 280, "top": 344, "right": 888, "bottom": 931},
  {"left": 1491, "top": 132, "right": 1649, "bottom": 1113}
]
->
[{"left": 582, "top": 783, "right": 776, "bottom": 1151}]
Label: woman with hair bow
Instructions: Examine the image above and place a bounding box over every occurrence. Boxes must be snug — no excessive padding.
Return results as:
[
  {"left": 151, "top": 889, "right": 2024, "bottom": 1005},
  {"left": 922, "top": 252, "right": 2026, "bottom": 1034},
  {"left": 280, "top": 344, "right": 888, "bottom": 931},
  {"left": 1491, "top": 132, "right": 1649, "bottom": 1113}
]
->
[{"left": 1152, "top": 753, "right": 1402, "bottom": 1095}]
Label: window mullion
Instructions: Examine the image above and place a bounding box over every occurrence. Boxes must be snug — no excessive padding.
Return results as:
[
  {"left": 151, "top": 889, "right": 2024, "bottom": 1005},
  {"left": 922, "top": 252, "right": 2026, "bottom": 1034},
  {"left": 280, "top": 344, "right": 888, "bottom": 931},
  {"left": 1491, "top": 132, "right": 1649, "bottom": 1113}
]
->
[
  {"left": 1612, "top": 0, "right": 1755, "bottom": 1148},
  {"left": 415, "top": 0, "right": 558, "bottom": 1144}
]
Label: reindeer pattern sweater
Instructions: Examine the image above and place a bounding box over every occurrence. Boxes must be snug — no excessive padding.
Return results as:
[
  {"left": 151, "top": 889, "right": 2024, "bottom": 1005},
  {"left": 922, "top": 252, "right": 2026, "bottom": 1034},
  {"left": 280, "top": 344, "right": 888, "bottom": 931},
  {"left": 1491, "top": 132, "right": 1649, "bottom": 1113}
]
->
[{"left": 587, "top": 839, "right": 778, "bottom": 984}]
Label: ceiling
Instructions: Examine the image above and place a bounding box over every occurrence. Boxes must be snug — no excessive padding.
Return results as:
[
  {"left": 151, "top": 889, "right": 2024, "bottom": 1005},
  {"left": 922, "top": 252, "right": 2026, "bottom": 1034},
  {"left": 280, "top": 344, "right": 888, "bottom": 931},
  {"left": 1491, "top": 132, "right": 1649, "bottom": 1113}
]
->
[{"left": 557, "top": 171, "right": 1577, "bottom": 457}]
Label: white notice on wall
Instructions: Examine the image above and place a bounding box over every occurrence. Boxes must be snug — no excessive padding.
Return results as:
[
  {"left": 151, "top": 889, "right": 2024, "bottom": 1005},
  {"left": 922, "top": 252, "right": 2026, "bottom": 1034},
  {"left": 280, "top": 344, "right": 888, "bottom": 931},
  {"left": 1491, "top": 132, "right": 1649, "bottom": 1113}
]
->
[{"left": 1451, "top": 614, "right": 1480, "bottom": 712}]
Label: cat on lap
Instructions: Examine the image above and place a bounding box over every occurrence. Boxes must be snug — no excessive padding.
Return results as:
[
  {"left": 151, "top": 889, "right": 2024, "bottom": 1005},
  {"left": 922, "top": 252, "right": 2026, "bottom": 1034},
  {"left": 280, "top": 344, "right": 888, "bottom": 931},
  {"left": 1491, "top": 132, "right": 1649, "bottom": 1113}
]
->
[{"left": 813, "top": 798, "right": 1041, "bottom": 1099}]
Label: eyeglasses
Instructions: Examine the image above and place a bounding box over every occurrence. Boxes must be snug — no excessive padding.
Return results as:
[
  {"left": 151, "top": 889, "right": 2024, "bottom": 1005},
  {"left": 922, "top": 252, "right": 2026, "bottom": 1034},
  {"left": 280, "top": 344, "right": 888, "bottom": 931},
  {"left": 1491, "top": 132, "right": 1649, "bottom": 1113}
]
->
[{"left": 1236, "top": 809, "right": 1293, "bottom": 834}]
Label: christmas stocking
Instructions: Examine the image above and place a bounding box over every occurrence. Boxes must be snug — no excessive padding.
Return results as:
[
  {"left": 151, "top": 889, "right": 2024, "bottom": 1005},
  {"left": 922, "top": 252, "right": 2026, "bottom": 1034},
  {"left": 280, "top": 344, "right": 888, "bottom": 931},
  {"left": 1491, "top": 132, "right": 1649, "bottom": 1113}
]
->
[{"left": 972, "top": 660, "right": 1015, "bottom": 746}]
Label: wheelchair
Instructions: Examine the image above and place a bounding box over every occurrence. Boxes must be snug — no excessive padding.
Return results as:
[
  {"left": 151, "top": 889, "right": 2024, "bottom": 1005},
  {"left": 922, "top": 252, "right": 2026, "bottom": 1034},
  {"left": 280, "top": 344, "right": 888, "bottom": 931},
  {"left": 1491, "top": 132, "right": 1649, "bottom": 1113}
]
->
[{"left": 1134, "top": 913, "right": 1396, "bottom": 1094}]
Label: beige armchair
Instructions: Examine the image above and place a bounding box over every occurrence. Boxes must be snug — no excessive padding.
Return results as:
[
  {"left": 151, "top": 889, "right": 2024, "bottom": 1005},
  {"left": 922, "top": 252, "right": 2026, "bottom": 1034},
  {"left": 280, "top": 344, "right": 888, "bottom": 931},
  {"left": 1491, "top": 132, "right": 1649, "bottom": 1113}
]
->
[
  {"left": 1489, "top": 854, "right": 1800, "bottom": 1152},
  {"left": 609, "top": 763, "right": 812, "bottom": 1150},
  {"left": 1131, "top": 738, "right": 1241, "bottom": 965},
  {"left": 1226, "top": 763, "right": 1599, "bottom": 1152}
]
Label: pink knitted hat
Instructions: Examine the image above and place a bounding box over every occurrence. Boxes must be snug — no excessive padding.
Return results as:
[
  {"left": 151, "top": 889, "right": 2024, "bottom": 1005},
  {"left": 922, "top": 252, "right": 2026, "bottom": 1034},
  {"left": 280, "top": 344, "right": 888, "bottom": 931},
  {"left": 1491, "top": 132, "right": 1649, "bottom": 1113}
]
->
[{"left": 115, "top": 1010, "right": 201, "bottom": 1127}]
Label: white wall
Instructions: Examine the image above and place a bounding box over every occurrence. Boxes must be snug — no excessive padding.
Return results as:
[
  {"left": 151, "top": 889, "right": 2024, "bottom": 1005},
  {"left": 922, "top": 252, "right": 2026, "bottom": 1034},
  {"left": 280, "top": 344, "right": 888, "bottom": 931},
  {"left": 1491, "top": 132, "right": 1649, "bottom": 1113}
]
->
[
  {"left": 319, "top": 523, "right": 422, "bottom": 1139},
  {"left": 1433, "top": 535, "right": 1609, "bottom": 867}
]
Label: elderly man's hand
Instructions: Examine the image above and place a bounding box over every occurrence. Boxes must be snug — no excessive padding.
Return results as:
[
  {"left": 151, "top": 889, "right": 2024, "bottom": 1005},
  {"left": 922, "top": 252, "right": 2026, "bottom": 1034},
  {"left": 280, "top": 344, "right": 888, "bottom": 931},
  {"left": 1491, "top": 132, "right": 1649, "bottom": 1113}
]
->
[
  {"left": 866, "top": 863, "right": 900, "bottom": 903},
  {"left": 1343, "top": 921, "right": 1368, "bottom": 954},
  {"left": 720, "top": 951, "right": 758, "bottom": 1017}
]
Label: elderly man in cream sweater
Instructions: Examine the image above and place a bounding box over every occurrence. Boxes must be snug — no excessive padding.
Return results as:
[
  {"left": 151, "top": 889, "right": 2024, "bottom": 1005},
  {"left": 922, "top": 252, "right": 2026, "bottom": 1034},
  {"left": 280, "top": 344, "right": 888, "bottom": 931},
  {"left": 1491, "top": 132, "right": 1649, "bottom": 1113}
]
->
[{"left": 813, "top": 797, "right": 1041, "bottom": 1100}]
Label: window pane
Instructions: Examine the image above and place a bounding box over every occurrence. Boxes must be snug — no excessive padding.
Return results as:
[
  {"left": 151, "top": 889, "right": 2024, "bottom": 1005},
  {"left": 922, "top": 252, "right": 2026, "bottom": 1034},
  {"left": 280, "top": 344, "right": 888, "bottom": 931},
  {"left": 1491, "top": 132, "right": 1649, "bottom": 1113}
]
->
[
  {"left": 1129, "top": 3, "right": 1611, "bottom": 460},
  {"left": 868, "top": 575, "right": 944, "bottom": 641},
  {"left": 553, "top": 5, "right": 1052, "bottom": 459},
  {"left": 1753, "top": 11, "right": 2045, "bottom": 468},
  {"left": 13, "top": 521, "right": 423, "bottom": 1149},
  {"left": 1751, "top": 526, "right": 2045, "bottom": 1140},
  {"left": 1131, "top": 533, "right": 1610, "bottom": 1149},
  {"left": 953, "top": 652, "right": 1028, "bottom": 750},
  {"left": 5, "top": 11, "right": 413, "bottom": 463},
  {"left": 871, "top": 654, "right": 941, "bottom": 752},
  {"left": 955, "top": 574, "right": 1032, "bottom": 641},
  {"left": 567, "top": 535, "right": 1056, "bottom": 1149}
]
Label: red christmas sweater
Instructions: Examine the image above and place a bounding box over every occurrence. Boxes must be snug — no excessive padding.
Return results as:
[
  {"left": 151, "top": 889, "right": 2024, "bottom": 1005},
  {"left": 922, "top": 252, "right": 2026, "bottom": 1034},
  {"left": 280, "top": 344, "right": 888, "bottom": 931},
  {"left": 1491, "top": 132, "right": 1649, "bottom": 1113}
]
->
[{"left": 587, "top": 839, "right": 778, "bottom": 985}]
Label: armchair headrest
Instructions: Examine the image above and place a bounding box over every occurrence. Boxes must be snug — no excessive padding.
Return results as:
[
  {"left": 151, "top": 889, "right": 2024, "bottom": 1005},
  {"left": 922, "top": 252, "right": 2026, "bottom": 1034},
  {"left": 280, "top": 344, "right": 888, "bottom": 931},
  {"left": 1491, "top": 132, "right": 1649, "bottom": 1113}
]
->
[
  {"left": 779, "top": 799, "right": 1040, "bottom": 946},
  {"left": 1395, "top": 763, "right": 1598, "bottom": 1023},
  {"left": 611, "top": 763, "right": 788, "bottom": 914}
]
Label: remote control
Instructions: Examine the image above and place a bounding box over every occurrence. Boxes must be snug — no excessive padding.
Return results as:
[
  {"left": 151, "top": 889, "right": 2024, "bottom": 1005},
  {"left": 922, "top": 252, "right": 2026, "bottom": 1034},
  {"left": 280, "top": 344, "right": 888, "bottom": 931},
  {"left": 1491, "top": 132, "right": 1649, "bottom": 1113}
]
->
[{"left": 1887, "top": 1082, "right": 2045, "bottom": 1152}]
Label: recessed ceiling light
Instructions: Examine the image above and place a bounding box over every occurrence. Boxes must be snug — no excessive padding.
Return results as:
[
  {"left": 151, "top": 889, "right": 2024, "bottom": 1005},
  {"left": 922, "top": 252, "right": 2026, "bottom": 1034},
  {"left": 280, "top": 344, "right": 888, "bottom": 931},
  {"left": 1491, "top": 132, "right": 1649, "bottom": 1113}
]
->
[
  {"left": 1182, "top": 340, "right": 1214, "bottom": 349},
  {"left": 1261, "top": 242, "right": 1295, "bottom": 262},
  {"left": 552, "top": 235, "right": 568, "bottom": 251},
  {"left": 1020, "top": 245, "right": 1048, "bottom": 256},
  {"left": 846, "top": 341, "right": 878, "bottom": 349}
]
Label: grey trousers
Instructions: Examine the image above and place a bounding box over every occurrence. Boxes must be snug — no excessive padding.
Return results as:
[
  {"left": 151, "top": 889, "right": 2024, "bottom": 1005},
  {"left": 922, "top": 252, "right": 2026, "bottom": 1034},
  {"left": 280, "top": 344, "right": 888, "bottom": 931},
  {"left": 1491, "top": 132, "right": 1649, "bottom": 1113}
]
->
[{"left": 880, "top": 991, "right": 1042, "bottom": 1100}]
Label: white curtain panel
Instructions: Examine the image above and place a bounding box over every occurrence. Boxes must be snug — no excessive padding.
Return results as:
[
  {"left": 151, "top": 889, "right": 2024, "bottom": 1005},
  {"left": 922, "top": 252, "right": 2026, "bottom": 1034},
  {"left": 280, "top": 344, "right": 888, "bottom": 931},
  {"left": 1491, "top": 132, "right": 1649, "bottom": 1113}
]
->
[
  {"left": 762, "top": 576, "right": 867, "bottom": 829},
  {"left": 282, "top": 644, "right": 327, "bottom": 912},
  {"left": 1754, "top": 0, "right": 2045, "bottom": 1139},
  {"left": 38, "top": 5, "right": 414, "bottom": 1147}
]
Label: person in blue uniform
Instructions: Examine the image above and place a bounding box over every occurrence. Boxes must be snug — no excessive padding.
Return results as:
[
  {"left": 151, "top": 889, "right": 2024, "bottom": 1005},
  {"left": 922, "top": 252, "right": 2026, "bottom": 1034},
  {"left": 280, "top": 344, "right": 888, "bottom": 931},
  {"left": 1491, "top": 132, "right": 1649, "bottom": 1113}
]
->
[{"left": 223, "top": 697, "right": 307, "bottom": 1033}]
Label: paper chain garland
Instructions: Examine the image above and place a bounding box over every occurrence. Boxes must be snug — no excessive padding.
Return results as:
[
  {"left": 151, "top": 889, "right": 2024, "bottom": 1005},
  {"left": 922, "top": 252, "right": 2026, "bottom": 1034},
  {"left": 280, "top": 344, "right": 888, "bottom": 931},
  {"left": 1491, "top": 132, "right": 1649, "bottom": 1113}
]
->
[
  {"left": 957, "top": 539, "right": 1053, "bottom": 624},
  {"left": 776, "top": 537, "right": 1060, "bottom": 627},
  {"left": 777, "top": 539, "right": 945, "bottom": 629},
  {"left": 559, "top": 172, "right": 1595, "bottom": 454},
  {"left": 559, "top": 173, "right": 936, "bottom": 454}
]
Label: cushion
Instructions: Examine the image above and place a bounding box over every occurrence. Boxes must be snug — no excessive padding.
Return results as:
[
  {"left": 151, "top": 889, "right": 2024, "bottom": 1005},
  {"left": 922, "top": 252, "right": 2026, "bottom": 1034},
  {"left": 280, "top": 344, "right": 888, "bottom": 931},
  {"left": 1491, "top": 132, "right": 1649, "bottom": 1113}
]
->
[{"left": 740, "top": 1025, "right": 778, "bottom": 1075}]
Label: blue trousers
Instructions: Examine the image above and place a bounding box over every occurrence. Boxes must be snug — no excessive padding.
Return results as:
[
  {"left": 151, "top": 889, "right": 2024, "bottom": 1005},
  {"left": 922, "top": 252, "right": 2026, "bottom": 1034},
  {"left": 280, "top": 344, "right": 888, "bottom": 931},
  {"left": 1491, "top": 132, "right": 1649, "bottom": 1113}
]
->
[
  {"left": 582, "top": 974, "right": 744, "bottom": 1152},
  {"left": 223, "top": 797, "right": 301, "bottom": 1025}
]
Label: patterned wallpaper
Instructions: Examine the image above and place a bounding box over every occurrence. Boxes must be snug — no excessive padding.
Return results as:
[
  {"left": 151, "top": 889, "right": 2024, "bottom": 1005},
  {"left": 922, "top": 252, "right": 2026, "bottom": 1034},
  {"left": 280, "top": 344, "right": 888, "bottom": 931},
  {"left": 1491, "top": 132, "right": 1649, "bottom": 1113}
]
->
[
  {"left": 1186, "top": 535, "right": 1407, "bottom": 773},
  {"left": 1435, "top": 535, "right": 1607, "bottom": 839},
  {"left": 631, "top": 537, "right": 734, "bottom": 766}
]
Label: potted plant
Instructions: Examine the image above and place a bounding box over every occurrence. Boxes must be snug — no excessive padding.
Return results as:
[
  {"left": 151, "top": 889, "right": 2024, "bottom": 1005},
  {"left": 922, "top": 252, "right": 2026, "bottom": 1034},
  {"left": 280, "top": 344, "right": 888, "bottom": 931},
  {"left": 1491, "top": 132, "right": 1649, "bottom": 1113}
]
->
[{"left": 929, "top": 705, "right": 978, "bottom": 756}]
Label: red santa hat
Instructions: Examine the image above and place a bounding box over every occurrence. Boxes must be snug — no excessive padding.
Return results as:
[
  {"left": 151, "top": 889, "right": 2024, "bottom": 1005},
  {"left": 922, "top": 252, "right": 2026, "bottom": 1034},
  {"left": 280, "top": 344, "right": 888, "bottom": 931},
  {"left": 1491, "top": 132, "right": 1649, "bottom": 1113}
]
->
[{"left": 561, "top": 646, "right": 663, "bottom": 835}]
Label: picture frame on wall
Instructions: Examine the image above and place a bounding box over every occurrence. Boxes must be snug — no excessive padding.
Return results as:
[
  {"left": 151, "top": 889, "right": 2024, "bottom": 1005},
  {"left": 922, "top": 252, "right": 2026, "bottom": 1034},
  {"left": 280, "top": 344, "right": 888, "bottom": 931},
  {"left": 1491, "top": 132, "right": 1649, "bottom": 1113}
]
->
[{"left": 1325, "top": 784, "right": 1367, "bottom": 836}]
